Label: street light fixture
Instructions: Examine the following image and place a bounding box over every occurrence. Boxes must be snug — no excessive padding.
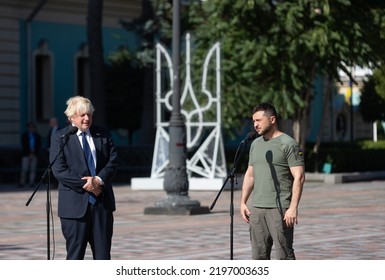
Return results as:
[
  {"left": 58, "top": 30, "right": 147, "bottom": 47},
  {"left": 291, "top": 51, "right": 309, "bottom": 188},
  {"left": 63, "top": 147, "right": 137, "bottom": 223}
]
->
[{"left": 144, "top": 0, "right": 209, "bottom": 215}]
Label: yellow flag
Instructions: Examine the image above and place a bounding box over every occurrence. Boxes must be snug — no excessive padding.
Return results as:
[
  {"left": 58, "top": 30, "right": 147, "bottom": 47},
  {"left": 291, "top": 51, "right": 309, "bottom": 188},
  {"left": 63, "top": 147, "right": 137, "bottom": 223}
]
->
[{"left": 345, "top": 87, "right": 352, "bottom": 104}]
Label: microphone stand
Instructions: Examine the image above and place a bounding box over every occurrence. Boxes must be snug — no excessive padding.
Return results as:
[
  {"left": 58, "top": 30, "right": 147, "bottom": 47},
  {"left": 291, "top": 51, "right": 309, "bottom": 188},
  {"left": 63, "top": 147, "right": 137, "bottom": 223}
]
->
[
  {"left": 210, "top": 139, "right": 251, "bottom": 260},
  {"left": 25, "top": 135, "right": 70, "bottom": 260}
]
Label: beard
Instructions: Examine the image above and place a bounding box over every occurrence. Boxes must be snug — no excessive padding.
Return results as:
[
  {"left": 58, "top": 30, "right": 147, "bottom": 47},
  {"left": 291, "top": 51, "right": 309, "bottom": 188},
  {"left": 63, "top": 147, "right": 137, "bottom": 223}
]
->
[{"left": 257, "top": 122, "right": 273, "bottom": 137}]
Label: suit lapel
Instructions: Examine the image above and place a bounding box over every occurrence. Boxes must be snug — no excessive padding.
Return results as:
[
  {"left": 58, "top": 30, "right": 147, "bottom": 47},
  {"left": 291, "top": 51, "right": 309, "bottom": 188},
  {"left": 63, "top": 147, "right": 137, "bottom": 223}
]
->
[
  {"left": 89, "top": 126, "right": 101, "bottom": 171},
  {"left": 70, "top": 131, "right": 87, "bottom": 166}
]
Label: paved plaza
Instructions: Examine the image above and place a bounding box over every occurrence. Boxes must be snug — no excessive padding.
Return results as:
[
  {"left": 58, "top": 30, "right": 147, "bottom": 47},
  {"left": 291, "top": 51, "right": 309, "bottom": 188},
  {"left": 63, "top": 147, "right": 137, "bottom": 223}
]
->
[{"left": 0, "top": 177, "right": 385, "bottom": 260}]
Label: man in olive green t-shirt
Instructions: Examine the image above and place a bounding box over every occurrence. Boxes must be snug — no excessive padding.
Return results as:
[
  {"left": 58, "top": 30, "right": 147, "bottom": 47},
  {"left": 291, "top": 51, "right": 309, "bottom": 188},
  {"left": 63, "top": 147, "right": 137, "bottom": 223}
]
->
[{"left": 240, "top": 103, "right": 305, "bottom": 260}]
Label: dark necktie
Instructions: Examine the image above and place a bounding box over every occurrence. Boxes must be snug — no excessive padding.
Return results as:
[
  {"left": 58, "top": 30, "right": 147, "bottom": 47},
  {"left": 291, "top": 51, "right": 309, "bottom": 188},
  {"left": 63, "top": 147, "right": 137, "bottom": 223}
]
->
[{"left": 82, "top": 132, "right": 97, "bottom": 205}]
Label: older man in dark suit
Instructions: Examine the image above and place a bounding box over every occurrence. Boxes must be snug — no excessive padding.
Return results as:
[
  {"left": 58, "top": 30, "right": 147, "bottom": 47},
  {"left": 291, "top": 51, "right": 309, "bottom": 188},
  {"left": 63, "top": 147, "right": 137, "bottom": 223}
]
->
[{"left": 50, "top": 96, "right": 118, "bottom": 260}]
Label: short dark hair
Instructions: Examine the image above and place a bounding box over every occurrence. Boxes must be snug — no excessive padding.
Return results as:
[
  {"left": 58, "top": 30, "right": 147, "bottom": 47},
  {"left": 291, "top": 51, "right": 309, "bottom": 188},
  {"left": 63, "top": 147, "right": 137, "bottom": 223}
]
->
[{"left": 252, "top": 103, "right": 278, "bottom": 118}]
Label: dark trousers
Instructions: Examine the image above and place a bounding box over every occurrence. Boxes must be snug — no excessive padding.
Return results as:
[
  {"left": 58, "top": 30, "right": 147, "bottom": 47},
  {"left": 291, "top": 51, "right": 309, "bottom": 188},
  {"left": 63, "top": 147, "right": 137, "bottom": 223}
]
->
[
  {"left": 60, "top": 202, "right": 114, "bottom": 260},
  {"left": 249, "top": 207, "right": 295, "bottom": 260}
]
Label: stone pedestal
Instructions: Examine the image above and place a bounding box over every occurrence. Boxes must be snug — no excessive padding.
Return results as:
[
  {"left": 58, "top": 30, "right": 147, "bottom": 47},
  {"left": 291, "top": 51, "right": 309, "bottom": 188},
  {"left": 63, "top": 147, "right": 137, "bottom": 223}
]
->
[{"left": 144, "top": 194, "right": 210, "bottom": 215}]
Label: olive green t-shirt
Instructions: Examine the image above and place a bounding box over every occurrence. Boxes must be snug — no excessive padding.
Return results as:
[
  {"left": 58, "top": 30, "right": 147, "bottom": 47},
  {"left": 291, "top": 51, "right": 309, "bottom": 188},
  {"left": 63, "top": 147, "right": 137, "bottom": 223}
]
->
[{"left": 248, "top": 133, "right": 304, "bottom": 208}]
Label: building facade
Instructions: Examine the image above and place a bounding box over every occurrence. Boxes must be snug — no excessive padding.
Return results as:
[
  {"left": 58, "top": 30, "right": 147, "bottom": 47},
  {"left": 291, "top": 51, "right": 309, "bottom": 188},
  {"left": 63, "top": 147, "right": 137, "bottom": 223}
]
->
[
  {"left": 0, "top": 0, "right": 141, "bottom": 148},
  {"left": 0, "top": 1, "right": 376, "bottom": 182}
]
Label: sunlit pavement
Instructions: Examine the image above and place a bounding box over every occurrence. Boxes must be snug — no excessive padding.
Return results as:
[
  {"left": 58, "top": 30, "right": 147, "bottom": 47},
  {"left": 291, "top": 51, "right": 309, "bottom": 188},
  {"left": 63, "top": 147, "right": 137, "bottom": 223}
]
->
[{"left": 1, "top": 178, "right": 384, "bottom": 260}]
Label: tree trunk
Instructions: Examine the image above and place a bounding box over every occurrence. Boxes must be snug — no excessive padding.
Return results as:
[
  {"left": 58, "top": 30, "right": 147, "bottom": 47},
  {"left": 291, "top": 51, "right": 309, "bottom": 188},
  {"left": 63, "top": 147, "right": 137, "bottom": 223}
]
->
[
  {"left": 87, "top": 0, "right": 106, "bottom": 126},
  {"left": 139, "top": 67, "right": 155, "bottom": 144},
  {"left": 312, "top": 75, "right": 333, "bottom": 172},
  {"left": 292, "top": 88, "right": 312, "bottom": 150},
  {"left": 139, "top": 0, "right": 155, "bottom": 144},
  {"left": 292, "top": 67, "right": 317, "bottom": 149},
  {"left": 292, "top": 105, "right": 308, "bottom": 149}
]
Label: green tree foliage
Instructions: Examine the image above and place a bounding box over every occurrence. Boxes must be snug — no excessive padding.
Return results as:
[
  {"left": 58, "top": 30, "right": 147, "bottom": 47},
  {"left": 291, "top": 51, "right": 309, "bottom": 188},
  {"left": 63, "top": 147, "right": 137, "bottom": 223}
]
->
[
  {"left": 187, "top": 0, "right": 385, "bottom": 146},
  {"left": 108, "top": 0, "right": 385, "bottom": 147},
  {"left": 373, "top": 67, "right": 385, "bottom": 101},
  {"left": 360, "top": 69, "right": 385, "bottom": 122}
]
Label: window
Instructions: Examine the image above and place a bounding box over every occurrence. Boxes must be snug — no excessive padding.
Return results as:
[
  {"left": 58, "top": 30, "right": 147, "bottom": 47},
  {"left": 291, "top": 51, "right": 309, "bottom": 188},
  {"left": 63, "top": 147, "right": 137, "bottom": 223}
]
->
[
  {"left": 75, "top": 44, "right": 90, "bottom": 98},
  {"left": 34, "top": 41, "right": 53, "bottom": 121}
]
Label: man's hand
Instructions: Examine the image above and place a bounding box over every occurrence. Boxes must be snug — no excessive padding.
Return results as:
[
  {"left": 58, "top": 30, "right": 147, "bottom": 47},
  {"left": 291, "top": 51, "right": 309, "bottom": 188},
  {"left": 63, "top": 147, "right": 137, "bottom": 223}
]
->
[
  {"left": 82, "top": 176, "right": 103, "bottom": 196},
  {"left": 283, "top": 207, "right": 298, "bottom": 228},
  {"left": 240, "top": 203, "right": 251, "bottom": 223}
]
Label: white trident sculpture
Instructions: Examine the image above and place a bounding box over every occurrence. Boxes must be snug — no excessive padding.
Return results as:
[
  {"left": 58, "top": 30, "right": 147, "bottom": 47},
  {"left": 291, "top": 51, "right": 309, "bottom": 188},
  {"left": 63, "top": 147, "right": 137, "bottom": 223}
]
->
[{"left": 131, "top": 33, "right": 226, "bottom": 190}]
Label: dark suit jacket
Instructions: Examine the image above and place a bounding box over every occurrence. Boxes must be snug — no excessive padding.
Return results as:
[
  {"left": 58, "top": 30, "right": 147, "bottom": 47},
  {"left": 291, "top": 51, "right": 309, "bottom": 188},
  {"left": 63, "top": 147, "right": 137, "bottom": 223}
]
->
[
  {"left": 50, "top": 125, "right": 118, "bottom": 219},
  {"left": 47, "top": 126, "right": 61, "bottom": 150}
]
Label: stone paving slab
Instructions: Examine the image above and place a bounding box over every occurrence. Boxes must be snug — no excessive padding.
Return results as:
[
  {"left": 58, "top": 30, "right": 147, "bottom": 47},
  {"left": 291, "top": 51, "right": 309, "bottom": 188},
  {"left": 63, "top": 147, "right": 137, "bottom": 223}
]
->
[{"left": 0, "top": 179, "right": 384, "bottom": 260}]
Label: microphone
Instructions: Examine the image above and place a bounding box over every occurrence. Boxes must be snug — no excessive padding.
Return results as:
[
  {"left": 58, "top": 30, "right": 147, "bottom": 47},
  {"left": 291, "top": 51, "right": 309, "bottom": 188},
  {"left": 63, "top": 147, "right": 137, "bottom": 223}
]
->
[
  {"left": 61, "top": 126, "right": 78, "bottom": 138},
  {"left": 241, "top": 131, "right": 257, "bottom": 144}
]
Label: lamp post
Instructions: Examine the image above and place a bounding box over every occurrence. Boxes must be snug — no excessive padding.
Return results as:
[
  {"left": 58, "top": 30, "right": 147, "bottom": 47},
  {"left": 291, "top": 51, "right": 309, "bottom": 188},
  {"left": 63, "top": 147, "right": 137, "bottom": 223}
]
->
[{"left": 144, "top": 0, "right": 209, "bottom": 215}]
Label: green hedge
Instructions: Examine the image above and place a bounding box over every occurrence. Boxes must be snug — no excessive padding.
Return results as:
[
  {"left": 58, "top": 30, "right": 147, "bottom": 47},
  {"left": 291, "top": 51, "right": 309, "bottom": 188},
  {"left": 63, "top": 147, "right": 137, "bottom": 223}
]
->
[
  {"left": 305, "top": 140, "right": 385, "bottom": 173},
  {"left": 226, "top": 140, "right": 385, "bottom": 174}
]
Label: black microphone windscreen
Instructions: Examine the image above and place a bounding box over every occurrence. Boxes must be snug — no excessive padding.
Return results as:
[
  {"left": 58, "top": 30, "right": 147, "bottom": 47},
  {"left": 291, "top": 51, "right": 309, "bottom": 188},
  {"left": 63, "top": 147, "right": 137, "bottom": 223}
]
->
[
  {"left": 247, "top": 132, "right": 257, "bottom": 141},
  {"left": 68, "top": 126, "right": 78, "bottom": 135}
]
